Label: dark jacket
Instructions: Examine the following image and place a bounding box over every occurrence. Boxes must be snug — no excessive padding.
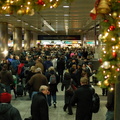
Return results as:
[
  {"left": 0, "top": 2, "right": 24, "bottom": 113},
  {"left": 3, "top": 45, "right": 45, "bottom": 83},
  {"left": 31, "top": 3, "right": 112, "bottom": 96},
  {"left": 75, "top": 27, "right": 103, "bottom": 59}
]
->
[
  {"left": 0, "top": 103, "right": 22, "bottom": 120},
  {"left": 61, "top": 72, "right": 73, "bottom": 104},
  {"left": 31, "top": 92, "right": 49, "bottom": 120},
  {"left": 71, "top": 85, "right": 94, "bottom": 120},
  {"left": 0, "top": 70, "right": 14, "bottom": 86},
  {"left": 106, "top": 89, "right": 114, "bottom": 111},
  {"left": 28, "top": 73, "right": 48, "bottom": 92}
]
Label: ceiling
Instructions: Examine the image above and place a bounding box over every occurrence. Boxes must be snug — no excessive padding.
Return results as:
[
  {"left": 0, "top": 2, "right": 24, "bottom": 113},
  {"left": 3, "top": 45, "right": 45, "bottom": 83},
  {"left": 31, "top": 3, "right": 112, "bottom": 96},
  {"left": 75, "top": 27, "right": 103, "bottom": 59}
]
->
[{"left": 0, "top": 0, "right": 98, "bottom": 36}]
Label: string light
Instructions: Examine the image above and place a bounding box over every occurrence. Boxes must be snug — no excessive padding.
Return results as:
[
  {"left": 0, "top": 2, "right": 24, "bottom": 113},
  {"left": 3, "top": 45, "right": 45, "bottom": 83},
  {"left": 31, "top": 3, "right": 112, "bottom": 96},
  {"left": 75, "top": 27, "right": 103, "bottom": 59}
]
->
[{"left": 0, "top": 0, "right": 73, "bottom": 15}]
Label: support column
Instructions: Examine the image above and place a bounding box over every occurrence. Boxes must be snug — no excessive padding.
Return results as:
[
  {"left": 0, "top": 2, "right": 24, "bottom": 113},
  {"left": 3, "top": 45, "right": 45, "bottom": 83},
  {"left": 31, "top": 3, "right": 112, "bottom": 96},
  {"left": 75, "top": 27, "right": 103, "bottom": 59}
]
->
[
  {"left": 114, "top": 76, "right": 120, "bottom": 120},
  {"left": 0, "top": 22, "right": 8, "bottom": 59},
  {"left": 13, "top": 27, "right": 22, "bottom": 54},
  {"left": 24, "top": 30, "right": 31, "bottom": 50},
  {"left": 32, "top": 32, "right": 37, "bottom": 47}
]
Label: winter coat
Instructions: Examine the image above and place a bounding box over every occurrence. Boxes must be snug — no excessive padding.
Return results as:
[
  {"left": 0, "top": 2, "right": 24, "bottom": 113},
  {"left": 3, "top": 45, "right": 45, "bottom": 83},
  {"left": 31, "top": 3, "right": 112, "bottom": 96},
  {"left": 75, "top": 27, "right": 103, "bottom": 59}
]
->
[
  {"left": 61, "top": 72, "right": 73, "bottom": 104},
  {"left": 0, "top": 70, "right": 14, "bottom": 86},
  {"left": 106, "top": 89, "right": 114, "bottom": 111},
  {"left": 0, "top": 103, "right": 22, "bottom": 120},
  {"left": 28, "top": 73, "right": 48, "bottom": 92},
  {"left": 71, "top": 85, "right": 94, "bottom": 120},
  {"left": 31, "top": 92, "right": 49, "bottom": 120}
]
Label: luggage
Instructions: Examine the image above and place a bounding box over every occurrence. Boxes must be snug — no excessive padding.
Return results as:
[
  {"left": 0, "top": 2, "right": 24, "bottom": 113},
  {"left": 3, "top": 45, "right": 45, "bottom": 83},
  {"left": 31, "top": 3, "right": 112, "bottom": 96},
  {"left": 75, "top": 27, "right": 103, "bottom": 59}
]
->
[{"left": 16, "top": 84, "right": 24, "bottom": 96}]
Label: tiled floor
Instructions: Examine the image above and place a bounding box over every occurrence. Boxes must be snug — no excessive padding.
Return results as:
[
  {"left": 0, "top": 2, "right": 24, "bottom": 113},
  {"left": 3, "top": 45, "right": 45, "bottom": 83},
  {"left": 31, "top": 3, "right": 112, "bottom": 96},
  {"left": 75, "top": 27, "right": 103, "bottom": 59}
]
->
[{"left": 11, "top": 83, "right": 107, "bottom": 120}]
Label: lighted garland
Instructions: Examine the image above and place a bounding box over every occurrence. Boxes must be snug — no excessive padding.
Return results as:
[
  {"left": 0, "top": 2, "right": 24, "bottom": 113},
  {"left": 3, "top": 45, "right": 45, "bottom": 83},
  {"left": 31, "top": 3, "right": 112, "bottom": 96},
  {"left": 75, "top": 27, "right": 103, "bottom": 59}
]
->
[
  {"left": 90, "top": 0, "right": 120, "bottom": 88},
  {"left": 0, "top": 0, "right": 74, "bottom": 15}
]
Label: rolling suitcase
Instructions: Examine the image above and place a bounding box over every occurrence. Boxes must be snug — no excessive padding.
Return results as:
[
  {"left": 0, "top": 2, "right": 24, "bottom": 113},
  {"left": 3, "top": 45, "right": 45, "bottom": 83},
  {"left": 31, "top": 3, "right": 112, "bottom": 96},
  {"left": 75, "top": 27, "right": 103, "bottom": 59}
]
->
[{"left": 16, "top": 84, "right": 24, "bottom": 96}]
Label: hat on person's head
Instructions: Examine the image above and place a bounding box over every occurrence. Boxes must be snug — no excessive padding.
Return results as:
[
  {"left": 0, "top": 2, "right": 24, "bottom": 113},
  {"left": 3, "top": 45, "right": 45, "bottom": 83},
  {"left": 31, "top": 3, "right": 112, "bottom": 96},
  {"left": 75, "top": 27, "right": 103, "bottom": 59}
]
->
[
  {"left": 0, "top": 92, "right": 12, "bottom": 103},
  {"left": 35, "top": 67, "right": 42, "bottom": 73},
  {"left": 80, "top": 77, "right": 88, "bottom": 83}
]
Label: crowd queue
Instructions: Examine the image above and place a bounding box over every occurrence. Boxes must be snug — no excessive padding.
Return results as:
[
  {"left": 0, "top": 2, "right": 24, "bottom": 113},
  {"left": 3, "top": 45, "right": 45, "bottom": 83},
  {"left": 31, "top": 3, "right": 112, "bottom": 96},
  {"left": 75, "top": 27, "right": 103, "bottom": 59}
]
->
[{"left": 0, "top": 46, "right": 114, "bottom": 120}]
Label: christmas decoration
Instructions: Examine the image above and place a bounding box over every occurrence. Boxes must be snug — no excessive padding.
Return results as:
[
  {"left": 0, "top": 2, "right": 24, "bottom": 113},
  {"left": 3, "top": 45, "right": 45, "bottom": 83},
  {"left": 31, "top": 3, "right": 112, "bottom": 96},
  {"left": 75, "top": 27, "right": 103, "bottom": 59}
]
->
[
  {"left": 90, "top": 7, "right": 97, "bottom": 20},
  {"left": 97, "top": 0, "right": 111, "bottom": 14},
  {"left": 99, "top": 58, "right": 103, "bottom": 64},
  {"left": 109, "top": 25, "right": 115, "bottom": 31},
  {"left": 37, "top": 0, "right": 45, "bottom": 5},
  {"left": 0, "top": 0, "right": 74, "bottom": 15},
  {"left": 102, "top": 61, "right": 111, "bottom": 69},
  {"left": 112, "top": 51, "right": 117, "bottom": 58},
  {"left": 91, "top": 0, "right": 120, "bottom": 88}
]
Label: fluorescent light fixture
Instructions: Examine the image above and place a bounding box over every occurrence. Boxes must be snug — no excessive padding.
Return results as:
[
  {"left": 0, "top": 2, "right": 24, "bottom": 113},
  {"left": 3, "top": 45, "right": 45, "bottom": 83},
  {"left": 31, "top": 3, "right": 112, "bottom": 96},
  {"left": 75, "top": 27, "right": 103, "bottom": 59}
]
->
[
  {"left": 64, "top": 14, "right": 69, "bottom": 16},
  {"left": 17, "top": 19, "right": 21, "bottom": 22},
  {"left": 25, "top": 23, "right": 28, "bottom": 25},
  {"left": 43, "top": 19, "right": 55, "bottom": 32},
  {"left": 5, "top": 14, "right": 10, "bottom": 16},
  {"left": 63, "top": 6, "right": 69, "bottom": 8}
]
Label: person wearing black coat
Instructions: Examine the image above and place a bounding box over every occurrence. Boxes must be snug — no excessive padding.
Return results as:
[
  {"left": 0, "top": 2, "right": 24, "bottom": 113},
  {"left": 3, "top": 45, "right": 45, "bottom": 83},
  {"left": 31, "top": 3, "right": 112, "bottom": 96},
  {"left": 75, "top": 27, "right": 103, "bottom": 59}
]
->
[
  {"left": 57, "top": 56, "right": 65, "bottom": 82},
  {"left": 71, "top": 77, "right": 94, "bottom": 120},
  {"left": 31, "top": 85, "right": 49, "bottom": 120},
  {"left": 61, "top": 72, "right": 73, "bottom": 115}
]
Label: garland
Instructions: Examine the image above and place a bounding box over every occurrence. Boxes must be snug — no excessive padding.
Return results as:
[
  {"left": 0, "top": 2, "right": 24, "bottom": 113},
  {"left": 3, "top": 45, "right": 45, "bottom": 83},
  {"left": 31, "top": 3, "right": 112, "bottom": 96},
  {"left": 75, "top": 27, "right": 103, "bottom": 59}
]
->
[
  {"left": 0, "top": 0, "right": 74, "bottom": 15},
  {"left": 90, "top": 0, "right": 120, "bottom": 88}
]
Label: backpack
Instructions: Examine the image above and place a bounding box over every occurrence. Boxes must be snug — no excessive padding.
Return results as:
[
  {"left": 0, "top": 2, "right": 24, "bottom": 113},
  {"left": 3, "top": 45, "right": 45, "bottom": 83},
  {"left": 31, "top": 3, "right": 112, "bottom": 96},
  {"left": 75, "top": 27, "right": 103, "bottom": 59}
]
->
[
  {"left": 49, "top": 74, "right": 56, "bottom": 84},
  {"left": 92, "top": 93, "right": 100, "bottom": 113}
]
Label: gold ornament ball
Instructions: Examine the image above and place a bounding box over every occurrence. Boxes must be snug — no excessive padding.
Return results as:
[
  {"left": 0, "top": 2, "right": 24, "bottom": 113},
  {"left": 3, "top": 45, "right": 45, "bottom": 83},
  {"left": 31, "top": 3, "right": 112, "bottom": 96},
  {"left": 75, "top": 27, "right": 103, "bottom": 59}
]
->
[
  {"left": 17, "top": 9, "right": 25, "bottom": 15},
  {"left": 112, "top": 12, "right": 118, "bottom": 18},
  {"left": 104, "top": 79, "right": 109, "bottom": 86}
]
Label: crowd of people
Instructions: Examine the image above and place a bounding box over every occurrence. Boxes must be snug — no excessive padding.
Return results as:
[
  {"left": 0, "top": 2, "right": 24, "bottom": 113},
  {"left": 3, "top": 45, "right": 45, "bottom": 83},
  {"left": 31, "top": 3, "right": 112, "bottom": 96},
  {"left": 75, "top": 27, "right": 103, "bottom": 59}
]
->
[{"left": 0, "top": 46, "right": 114, "bottom": 120}]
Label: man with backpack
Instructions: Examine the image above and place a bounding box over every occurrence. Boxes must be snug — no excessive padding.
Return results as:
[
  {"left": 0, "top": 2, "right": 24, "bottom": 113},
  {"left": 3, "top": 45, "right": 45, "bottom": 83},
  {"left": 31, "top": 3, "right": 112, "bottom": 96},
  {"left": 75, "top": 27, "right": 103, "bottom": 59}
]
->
[
  {"left": 45, "top": 67, "right": 59, "bottom": 108},
  {"left": 71, "top": 77, "right": 95, "bottom": 120}
]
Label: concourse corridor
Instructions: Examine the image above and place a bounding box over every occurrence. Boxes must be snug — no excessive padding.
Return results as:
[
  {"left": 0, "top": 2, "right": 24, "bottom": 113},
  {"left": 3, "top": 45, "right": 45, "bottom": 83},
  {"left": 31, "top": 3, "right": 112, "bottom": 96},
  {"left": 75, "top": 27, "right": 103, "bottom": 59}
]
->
[{"left": 11, "top": 83, "right": 107, "bottom": 120}]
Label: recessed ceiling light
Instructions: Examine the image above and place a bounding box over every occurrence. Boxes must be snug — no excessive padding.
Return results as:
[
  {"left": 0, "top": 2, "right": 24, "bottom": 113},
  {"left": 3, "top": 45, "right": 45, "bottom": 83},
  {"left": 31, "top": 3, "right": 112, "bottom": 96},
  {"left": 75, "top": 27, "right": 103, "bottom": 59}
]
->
[
  {"left": 17, "top": 19, "right": 21, "bottom": 22},
  {"left": 63, "top": 6, "right": 69, "bottom": 8},
  {"left": 64, "top": 14, "right": 69, "bottom": 16}
]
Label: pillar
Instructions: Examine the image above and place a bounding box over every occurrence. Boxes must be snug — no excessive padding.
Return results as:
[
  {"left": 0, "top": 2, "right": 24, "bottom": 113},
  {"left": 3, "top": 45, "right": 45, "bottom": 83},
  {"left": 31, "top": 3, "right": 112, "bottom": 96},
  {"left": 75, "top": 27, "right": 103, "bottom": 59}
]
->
[
  {"left": 0, "top": 22, "right": 8, "bottom": 59},
  {"left": 114, "top": 76, "right": 120, "bottom": 120},
  {"left": 13, "top": 27, "right": 22, "bottom": 54},
  {"left": 24, "top": 30, "right": 31, "bottom": 50},
  {"left": 32, "top": 32, "right": 37, "bottom": 47}
]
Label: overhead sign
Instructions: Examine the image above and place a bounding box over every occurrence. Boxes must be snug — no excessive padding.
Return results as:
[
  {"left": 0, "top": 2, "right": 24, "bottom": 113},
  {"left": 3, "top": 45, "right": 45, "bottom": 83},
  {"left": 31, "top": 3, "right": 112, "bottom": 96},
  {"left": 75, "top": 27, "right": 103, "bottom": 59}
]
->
[{"left": 38, "top": 35, "right": 80, "bottom": 40}]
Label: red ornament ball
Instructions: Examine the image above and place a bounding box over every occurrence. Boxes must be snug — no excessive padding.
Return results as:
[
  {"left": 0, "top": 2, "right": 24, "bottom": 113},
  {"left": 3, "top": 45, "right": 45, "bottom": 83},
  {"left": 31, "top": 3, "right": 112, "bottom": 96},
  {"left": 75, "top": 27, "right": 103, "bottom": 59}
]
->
[
  {"left": 99, "top": 58, "right": 102, "bottom": 64},
  {"left": 109, "top": 25, "right": 115, "bottom": 31},
  {"left": 104, "top": 19, "right": 108, "bottom": 22},
  {"left": 112, "top": 52, "right": 117, "bottom": 58},
  {"left": 37, "top": 0, "right": 45, "bottom": 5}
]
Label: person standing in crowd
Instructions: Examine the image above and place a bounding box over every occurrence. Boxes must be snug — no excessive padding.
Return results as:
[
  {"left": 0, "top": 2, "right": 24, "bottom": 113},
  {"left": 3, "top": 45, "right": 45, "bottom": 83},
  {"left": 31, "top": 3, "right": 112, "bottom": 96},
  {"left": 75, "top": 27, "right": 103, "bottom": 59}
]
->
[
  {"left": 105, "top": 84, "right": 115, "bottom": 120},
  {"left": 0, "top": 92, "right": 22, "bottom": 120},
  {"left": 31, "top": 85, "right": 49, "bottom": 120},
  {"left": 44, "top": 56, "right": 53, "bottom": 72},
  {"left": 27, "top": 67, "right": 48, "bottom": 99},
  {"left": 61, "top": 72, "right": 73, "bottom": 115},
  {"left": 57, "top": 55, "right": 65, "bottom": 82},
  {"left": 35, "top": 57, "right": 44, "bottom": 73},
  {"left": 71, "top": 77, "right": 94, "bottom": 120},
  {"left": 0, "top": 64, "right": 14, "bottom": 93},
  {"left": 45, "top": 66, "right": 59, "bottom": 108}
]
